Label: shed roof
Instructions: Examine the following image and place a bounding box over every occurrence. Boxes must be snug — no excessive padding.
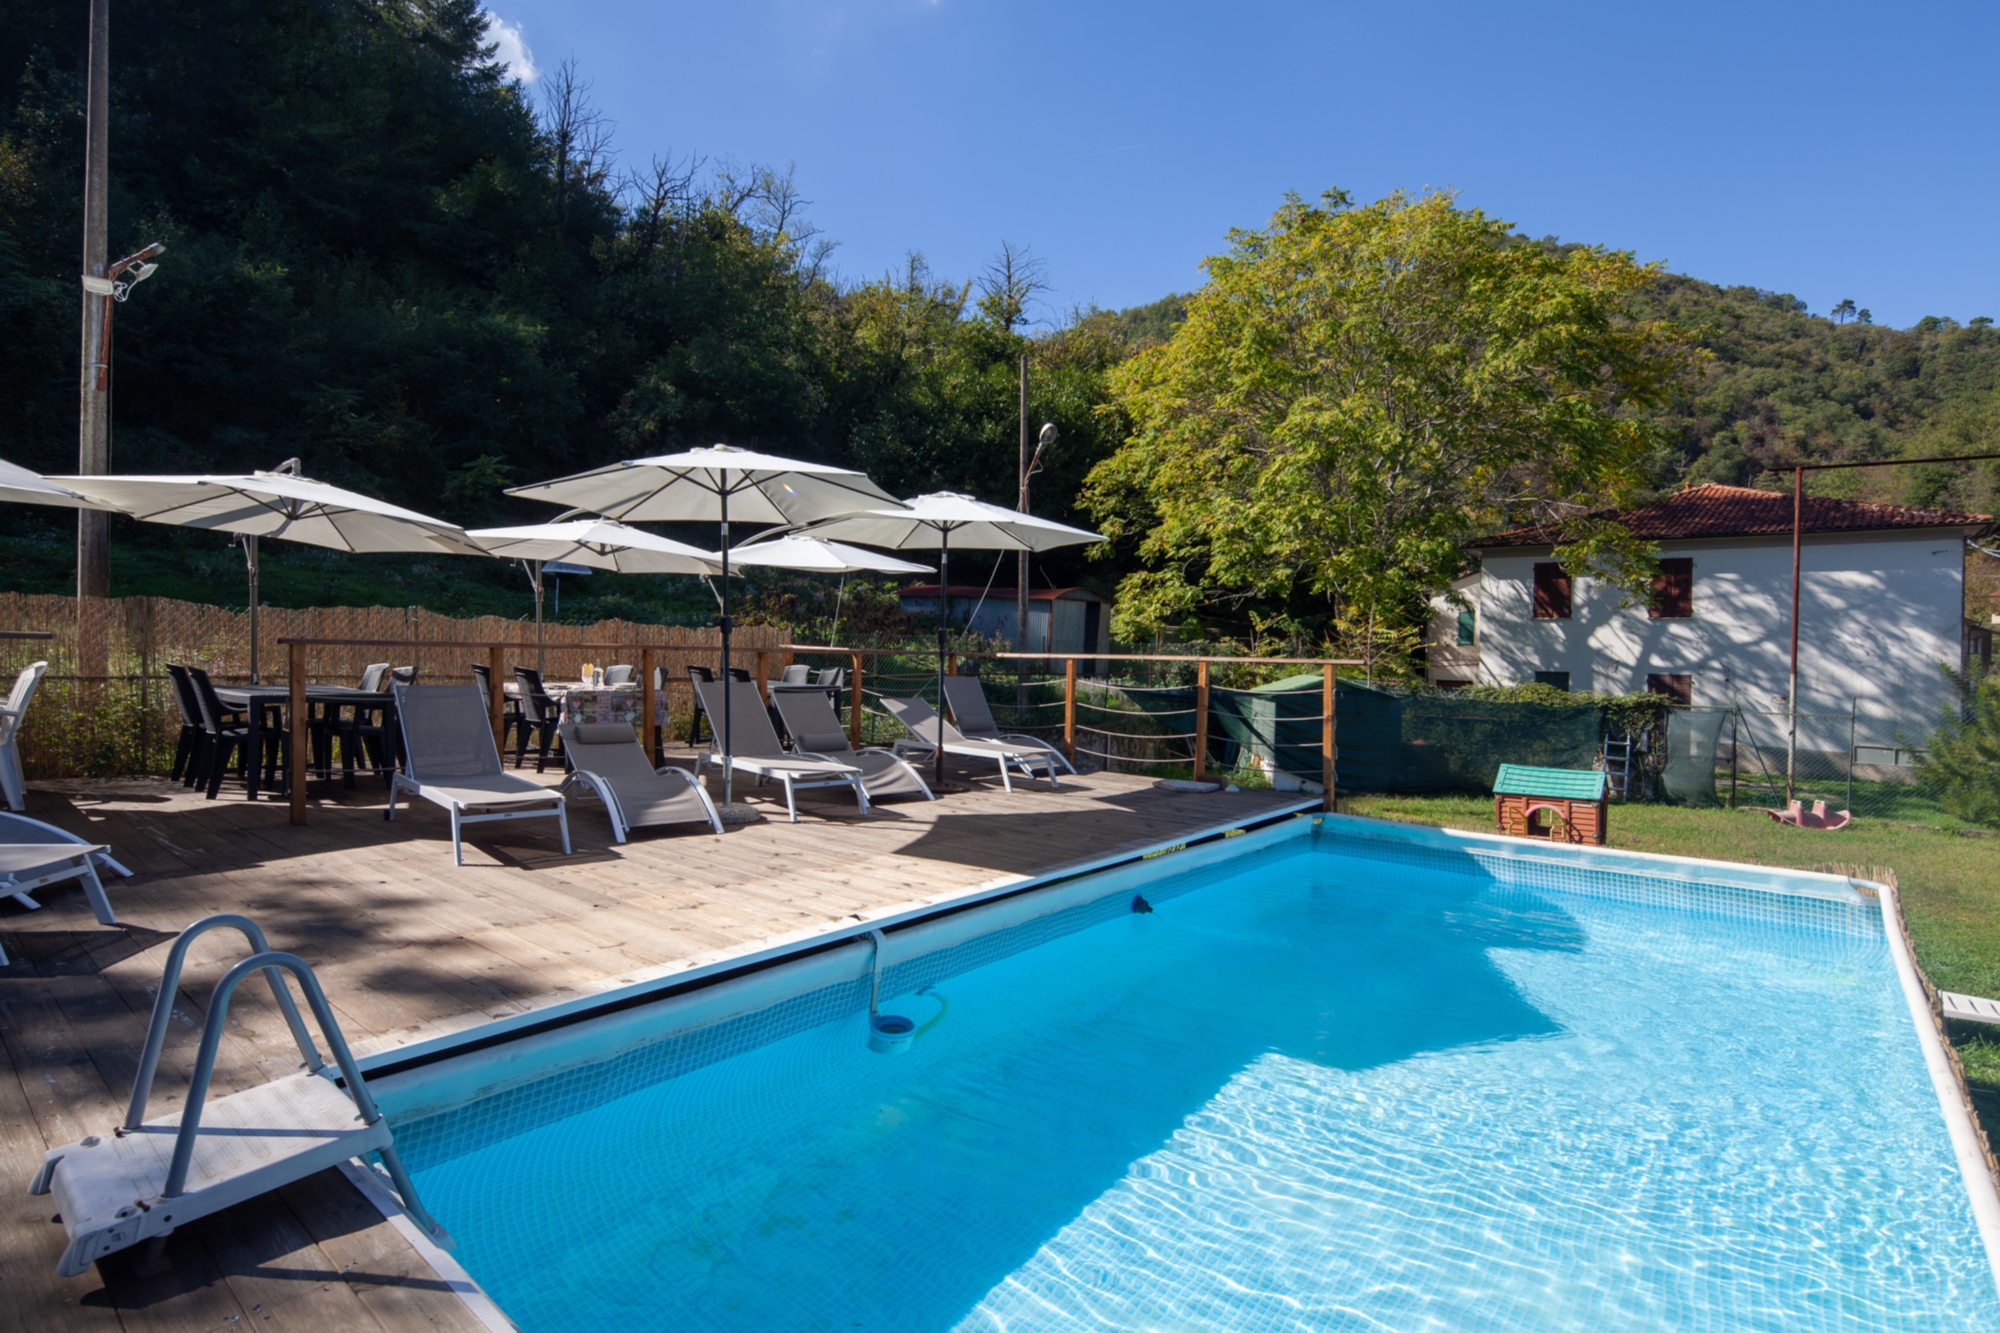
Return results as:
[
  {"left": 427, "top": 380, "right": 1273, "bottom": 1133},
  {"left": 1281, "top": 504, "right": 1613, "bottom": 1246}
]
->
[
  {"left": 1493, "top": 764, "right": 1607, "bottom": 799},
  {"left": 1469, "top": 483, "right": 1990, "bottom": 549}
]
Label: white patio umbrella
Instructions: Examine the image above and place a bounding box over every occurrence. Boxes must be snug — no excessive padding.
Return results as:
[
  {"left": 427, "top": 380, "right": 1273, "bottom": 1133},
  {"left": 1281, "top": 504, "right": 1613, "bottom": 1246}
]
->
[
  {"left": 57, "top": 459, "right": 483, "bottom": 681},
  {"left": 468, "top": 516, "right": 722, "bottom": 667},
  {"left": 506, "top": 445, "right": 904, "bottom": 804},
  {"left": 0, "top": 457, "right": 120, "bottom": 509},
  {"left": 798, "top": 492, "right": 1103, "bottom": 784},
  {"left": 726, "top": 535, "right": 931, "bottom": 644}
]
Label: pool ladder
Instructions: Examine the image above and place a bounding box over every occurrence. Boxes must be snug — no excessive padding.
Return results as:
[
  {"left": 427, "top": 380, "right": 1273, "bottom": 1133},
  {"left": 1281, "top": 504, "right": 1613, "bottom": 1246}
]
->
[{"left": 29, "top": 914, "right": 450, "bottom": 1276}]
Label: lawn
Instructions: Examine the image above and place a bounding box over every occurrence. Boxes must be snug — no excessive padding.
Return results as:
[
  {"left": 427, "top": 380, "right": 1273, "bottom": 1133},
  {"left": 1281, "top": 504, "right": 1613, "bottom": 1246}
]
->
[{"left": 1340, "top": 793, "right": 2000, "bottom": 1136}]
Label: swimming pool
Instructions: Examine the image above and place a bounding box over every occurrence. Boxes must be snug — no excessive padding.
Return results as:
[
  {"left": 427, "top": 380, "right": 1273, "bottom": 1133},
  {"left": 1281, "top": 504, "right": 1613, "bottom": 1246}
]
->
[{"left": 373, "top": 815, "right": 2000, "bottom": 1331}]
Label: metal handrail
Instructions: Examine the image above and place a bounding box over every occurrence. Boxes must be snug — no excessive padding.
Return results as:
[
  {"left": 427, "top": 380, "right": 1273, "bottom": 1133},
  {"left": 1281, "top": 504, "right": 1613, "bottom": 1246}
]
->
[
  {"left": 125, "top": 914, "right": 323, "bottom": 1130},
  {"left": 121, "top": 915, "right": 451, "bottom": 1245}
]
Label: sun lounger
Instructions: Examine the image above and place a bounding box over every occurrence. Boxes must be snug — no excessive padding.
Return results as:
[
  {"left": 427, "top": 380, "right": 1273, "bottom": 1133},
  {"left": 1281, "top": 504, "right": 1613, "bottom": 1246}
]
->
[
  {"left": 1761, "top": 798, "right": 1851, "bottom": 831},
  {"left": 0, "top": 661, "right": 48, "bottom": 811},
  {"left": 942, "top": 675, "right": 1075, "bottom": 775},
  {"left": 0, "top": 819, "right": 122, "bottom": 966},
  {"left": 386, "top": 684, "right": 571, "bottom": 864},
  {"left": 880, "top": 697, "right": 1062, "bottom": 792},
  {"left": 693, "top": 679, "right": 868, "bottom": 822},
  {"left": 770, "top": 689, "right": 934, "bottom": 803},
  {"left": 558, "top": 720, "right": 723, "bottom": 840}
]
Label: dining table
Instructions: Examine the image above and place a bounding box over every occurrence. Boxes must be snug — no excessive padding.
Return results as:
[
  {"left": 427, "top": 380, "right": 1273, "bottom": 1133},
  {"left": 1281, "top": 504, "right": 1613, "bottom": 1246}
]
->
[{"left": 211, "top": 684, "right": 395, "bottom": 800}]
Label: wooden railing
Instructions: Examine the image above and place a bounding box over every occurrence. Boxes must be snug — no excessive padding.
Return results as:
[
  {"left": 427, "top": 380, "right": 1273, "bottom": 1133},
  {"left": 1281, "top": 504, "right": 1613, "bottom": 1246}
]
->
[{"left": 265, "top": 637, "right": 1360, "bottom": 825}]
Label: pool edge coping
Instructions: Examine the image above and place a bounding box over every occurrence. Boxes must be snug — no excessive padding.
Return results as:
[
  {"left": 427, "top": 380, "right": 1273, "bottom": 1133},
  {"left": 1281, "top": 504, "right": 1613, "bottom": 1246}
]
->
[{"left": 1870, "top": 874, "right": 2000, "bottom": 1300}]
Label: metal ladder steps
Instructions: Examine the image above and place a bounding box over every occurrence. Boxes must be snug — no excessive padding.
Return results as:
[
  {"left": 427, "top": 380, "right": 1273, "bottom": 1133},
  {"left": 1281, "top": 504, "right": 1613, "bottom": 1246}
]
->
[
  {"left": 25, "top": 913, "right": 448, "bottom": 1278},
  {"left": 30, "top": 1072, "right": 392, "bottom": 1277}
]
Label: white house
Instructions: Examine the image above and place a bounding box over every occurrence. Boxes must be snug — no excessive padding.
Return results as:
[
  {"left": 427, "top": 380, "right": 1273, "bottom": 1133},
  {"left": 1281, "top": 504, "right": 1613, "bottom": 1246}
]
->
[{"left": 1429, "top": 483, "right": 1991, "bottom": 754}]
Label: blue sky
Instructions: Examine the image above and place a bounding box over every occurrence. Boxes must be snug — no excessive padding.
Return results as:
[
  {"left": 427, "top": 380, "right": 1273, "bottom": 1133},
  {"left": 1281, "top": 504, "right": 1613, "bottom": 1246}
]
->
[{"left": 483, "top": 1, "right": 1998, "bottom": 331}]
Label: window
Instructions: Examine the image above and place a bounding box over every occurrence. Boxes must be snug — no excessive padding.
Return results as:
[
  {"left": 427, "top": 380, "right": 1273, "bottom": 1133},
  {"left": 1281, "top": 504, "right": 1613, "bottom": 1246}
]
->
[
  {"left": 1532, "top": 562, "right": 1571, "bottom": 619},
  {"left": 1646, "top": 673, "right": 1693, "bottom": 706},
  {"left": 1534, "top": 671, "right": 1571, "bottom": 692},
  {"left": 1455, "top": 610, "right": 1476, "bottom": 646},
  {"left": 1434, "top": 678, "right": 1471, "bottom": 690},
  {"left": 1650, "top": 558, "right": 1693, "bottom": 619}
]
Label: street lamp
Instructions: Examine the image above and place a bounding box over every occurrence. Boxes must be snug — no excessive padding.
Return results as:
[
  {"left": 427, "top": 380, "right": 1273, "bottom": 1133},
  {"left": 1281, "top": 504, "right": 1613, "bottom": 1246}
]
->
[{"left": 80, "top": 241, "right": 164, "bottom": 393}]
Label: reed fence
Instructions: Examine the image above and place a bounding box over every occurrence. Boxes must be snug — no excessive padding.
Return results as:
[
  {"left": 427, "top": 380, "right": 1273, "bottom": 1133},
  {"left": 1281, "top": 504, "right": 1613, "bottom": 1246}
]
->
[{"left": 0, "top": 593, "right": 781, "bottom": 781}]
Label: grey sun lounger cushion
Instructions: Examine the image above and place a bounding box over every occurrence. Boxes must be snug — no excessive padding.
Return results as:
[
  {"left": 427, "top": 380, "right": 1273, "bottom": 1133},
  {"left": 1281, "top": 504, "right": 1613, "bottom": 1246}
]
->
[
  {"left": 388, "top": 684, "right": 571, "bottom": 865},
  {"left": 769, "top": 690, "right": 933, "bottom": 803},
  {"left": 558, "top": 721, "right": 722, "bottom": 840},
  {"left": 941, "top": 676, "right": 1075, "bottom": 774},
  {"left": 880, "top": 697, "right": 1061, "bottom": 792},
  {"left": 692, "top": 679, "right": 868, "bottom": 822}
]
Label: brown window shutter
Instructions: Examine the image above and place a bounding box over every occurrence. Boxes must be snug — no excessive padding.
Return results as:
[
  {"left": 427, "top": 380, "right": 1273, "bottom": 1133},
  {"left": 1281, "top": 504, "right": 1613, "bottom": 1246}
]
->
[
  {"left": 1646, "top": 673, "right": 1693, "bottom": 705},
  {"left": 1650, "top": 558, "right": 1693, "bottom": 619},
  {"left": 1533, "top": 562, "right": 1572, "bottom": 619}
]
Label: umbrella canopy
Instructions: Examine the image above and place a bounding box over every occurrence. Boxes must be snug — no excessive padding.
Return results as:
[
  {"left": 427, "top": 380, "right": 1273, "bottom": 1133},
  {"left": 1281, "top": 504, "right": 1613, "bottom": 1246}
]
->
[
  {"left": 728, "top": 535, "right": 934, "bottom": 648},
  {"left": 796, "top": 491, "right": 1102, "bottom": 553},
  {"left": 724, "top": 535, "right": 931, "bottom": 575},
  {"left": 504, "top": 444, "right": 902, "bottom": 527},
  {"left": 507, "top": 446, "right": 906, "bottom": 806},
  {"left": 57, "top": 459, "right": 482, "bottom": 681},
  {"left": 0, "top": 457, "right": 119, "bottom": 510},
  {"left": 55, "top": 464, "right": 483, "bottom": 555},
  {"left": 468, "top": 518, "right": 723, "bottom": 668},
  {"left": 800, "top": 493, "right": 1103, "bottom": 784},
  {"left": 467, "top": 518, "right": 720, "bottom": 575}
]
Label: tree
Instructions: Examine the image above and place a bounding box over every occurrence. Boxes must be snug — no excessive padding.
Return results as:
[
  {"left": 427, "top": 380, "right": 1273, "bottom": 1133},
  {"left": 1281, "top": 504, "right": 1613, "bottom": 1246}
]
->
[
  {"left": 1832, "top": 298, "right": 1858, "bottom": 324},
  {"left": 1918, "top": 664, "right": 2000, "bottom": 828},
  {"left": 1081, "top": 188, "right": 1699, "bottom": 645}
]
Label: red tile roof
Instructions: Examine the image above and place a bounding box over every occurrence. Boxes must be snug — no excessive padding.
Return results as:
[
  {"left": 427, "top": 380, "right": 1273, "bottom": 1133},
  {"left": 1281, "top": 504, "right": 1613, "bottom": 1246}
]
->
[{"left": 1469, "top": 483, "right": 1991, "bottom": 548}]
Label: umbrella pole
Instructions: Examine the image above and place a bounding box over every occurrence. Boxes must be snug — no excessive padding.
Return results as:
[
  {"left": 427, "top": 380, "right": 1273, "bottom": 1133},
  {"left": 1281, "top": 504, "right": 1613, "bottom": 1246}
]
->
[
  {"left": 720, "top": 491, "right": 733, "bottom": 807},
  {"left": 531, "top": 560, "right": 546, "bottom": 674},
  {"left": 935, "top": 527, "right": 949, "bottom": 787},
  {"left": 244, "top": 534, "right": 261, "bottom": 685}
]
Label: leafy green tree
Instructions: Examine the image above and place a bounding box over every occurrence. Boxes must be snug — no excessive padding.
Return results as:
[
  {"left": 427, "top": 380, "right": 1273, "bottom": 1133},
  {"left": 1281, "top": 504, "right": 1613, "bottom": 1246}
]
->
[
  {"left": 1081, "top": 188, "right": 1698, "bottom": 644},
  {"left": 1832, "top": 298, "right": 1858, "bottom": 324},
  {"left": 1919, "top": 665, "right": 2000, "bottom": 828}
]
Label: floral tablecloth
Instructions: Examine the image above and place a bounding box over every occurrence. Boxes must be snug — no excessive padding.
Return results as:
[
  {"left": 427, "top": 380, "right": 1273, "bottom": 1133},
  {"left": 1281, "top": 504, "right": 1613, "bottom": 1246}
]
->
[{"left": 556, "top": 685, "right": 670, "bottom": 729}]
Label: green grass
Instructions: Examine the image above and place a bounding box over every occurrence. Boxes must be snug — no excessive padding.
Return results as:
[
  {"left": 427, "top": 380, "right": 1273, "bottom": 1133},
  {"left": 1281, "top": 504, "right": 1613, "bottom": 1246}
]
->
[{"left": 1341, "top": 794, "right": 2000, "bottom": 1132}]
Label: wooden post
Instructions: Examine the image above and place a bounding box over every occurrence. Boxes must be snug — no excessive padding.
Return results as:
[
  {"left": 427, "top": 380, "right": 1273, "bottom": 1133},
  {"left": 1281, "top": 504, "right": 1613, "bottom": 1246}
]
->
[
  {"left": 755, "top": 650, "right": 769, "bottom": 704},
  {"left": 947, "top": 652, "right": 958, "bottom": 678},
  {"left": 488, "top": 644, "right": 505, "bottom": 755},
  {"left": 641, "top": 646, "right": 659, "bottom": 763},
  {"left": 1193, "top": 659, "right": 1210, "bottom": 779},
  {"left": 288, "top": 640, "right": 307, "bottom": 826},
  {"left": 1064, "top": 657, "right": 1077, "bottom": 762},
  {"left": 850, "top": 653, "right": 864, "bottom": 748},
  {"left": 1321, "top": 664, "right": 1336, "bottom": 813}
]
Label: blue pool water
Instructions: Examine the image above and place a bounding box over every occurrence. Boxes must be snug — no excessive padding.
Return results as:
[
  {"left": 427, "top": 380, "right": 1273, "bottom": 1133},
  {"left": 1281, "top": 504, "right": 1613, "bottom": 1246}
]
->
[{"left": 396, "top": 833, "right": 1999, "bottom": 1331}]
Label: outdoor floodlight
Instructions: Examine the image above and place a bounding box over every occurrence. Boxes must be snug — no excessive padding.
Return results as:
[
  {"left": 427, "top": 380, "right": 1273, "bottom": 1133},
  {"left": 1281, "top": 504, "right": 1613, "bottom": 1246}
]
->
[{"left": 1027, "top": 421, "right": 1059, "bottom": 480}]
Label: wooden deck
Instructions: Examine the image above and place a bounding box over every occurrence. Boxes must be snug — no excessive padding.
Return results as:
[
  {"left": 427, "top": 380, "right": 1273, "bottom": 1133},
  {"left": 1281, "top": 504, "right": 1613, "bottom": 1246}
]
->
[{"left": 0, "top": 761, "right": 1303, "bottom": 1331}]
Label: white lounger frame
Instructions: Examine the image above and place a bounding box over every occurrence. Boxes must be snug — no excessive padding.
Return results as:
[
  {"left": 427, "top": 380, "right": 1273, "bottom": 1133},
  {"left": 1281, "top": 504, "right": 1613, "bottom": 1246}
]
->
[{"left": 563, "top": 765, "right": 723, "bottom": 841}]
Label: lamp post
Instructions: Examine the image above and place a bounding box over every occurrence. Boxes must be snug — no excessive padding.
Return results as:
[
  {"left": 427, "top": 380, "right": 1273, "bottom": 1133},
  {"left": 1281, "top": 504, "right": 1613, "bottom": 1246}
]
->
[
  {"left": 1763, "top": 450, "right": 2000, "bottom": 804},
  {"left": 1015, "top": 361, "right": 1057, "bottom": 708}
]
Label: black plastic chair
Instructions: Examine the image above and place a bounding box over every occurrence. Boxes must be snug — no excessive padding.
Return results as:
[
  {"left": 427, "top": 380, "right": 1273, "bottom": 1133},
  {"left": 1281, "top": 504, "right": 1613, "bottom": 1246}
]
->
[
  {"left": 164, "top": 664, "right": 205, "bottom": 784},
  {"left": 187, "top": 667, "right": 287, "bottom": 800},
  {"left": 471, "top": 664, "right": 528, "bottom": 757},
  {"left": 685, "top": 665, "right": 715, "bottom": 745},
  {"left": 511, "top": 666, "right": 562, "bottom": 772}
]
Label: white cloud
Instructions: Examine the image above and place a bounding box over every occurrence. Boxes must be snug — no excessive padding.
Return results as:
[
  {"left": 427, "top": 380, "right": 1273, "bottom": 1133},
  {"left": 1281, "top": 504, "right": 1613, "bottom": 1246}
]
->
[{"left": 483, "top": 12, "right": 538, "bottom": 84}]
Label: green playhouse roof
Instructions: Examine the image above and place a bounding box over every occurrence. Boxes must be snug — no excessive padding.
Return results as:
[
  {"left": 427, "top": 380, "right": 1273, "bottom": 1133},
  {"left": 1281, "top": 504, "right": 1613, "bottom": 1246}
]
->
[{"left": 1492, "top": 764, "right": 1607, "bottom": 800}]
